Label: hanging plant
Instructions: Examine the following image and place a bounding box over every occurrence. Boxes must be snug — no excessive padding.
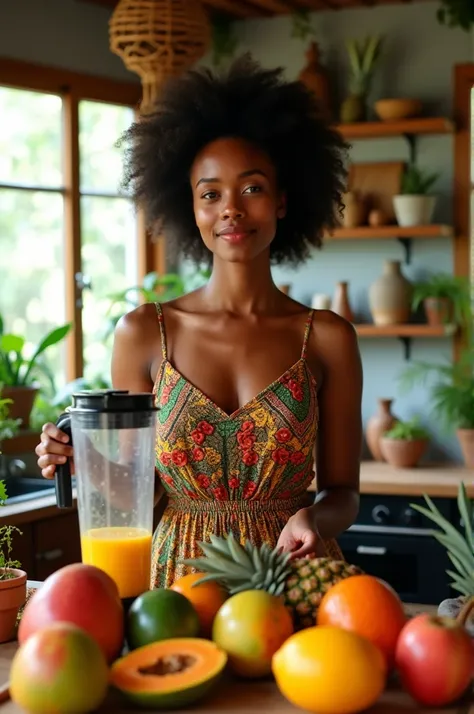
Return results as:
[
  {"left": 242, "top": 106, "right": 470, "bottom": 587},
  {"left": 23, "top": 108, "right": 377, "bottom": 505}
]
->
[
  {"left": 211, "top": 15, "right": 239, "bottom": 68},
  {"left": 291, "top": 9, "right": 316, "bottom": 42},
  {"left": 437, "top": 0, "right": 474, "bottom": 30}
]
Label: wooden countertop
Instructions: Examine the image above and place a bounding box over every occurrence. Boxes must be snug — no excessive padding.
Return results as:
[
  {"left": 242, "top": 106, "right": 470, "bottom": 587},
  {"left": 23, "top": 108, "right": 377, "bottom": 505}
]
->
[
  {"left": 308, "top": 460, "right": 473, "bottom": 499},
  {"left": 0, "top": 603, "right": 470, "bottom": 714},
  {"left": 2, "top": 461, "right": 471, "bottom": 525}
]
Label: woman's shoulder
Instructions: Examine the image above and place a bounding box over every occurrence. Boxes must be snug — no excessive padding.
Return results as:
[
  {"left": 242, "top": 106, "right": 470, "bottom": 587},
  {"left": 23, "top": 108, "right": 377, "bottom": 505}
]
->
[{"left": 308, "top": 309, "right": 360, "bottom": 363}]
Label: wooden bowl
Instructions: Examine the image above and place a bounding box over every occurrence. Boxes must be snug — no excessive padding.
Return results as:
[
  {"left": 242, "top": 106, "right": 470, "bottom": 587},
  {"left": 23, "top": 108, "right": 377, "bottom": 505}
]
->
[{"left": 374, "top": 98, "right": 422, "bottom": 121}]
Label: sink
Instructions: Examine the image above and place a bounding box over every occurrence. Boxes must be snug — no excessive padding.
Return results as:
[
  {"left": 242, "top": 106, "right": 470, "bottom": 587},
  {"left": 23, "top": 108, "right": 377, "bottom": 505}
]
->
[{"left": 2, "top": 477, "right": 56, "bottom": 505}]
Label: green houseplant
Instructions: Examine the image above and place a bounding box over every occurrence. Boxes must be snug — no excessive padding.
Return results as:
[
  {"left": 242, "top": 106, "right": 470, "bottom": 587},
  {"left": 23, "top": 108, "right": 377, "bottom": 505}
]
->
[
  {"left": 380, "top": 417, "right": 430, "bottom": 468},
  {"left": 437, "top": 0, "right": 474, "bottom": 31},
  {"left": 0, "top": 479, "right": 26, "bottom": 643},
  {"left": 412, "top": 273, "right": 470, "bottom": 327},
  {"left": 393, "top": 164, "right": 440, "bottom": 227},
  {"left": 0, "top": 314, "right": 72, "bottom": 430},
  {"left": 399, "top": 346, "right": 474, "bottom": 467},
  {"left": 340, "top": 35, "right": 383, "bottom": 123}
]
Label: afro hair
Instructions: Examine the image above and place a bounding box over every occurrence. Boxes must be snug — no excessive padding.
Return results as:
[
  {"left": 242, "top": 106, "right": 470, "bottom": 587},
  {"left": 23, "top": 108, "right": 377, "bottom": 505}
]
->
[{"left": 120, "top": 54, "right": 349, "bottom": 266}]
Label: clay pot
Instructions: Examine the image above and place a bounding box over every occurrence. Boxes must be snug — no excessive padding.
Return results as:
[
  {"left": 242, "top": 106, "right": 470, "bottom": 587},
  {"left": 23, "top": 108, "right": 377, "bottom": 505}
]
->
[
  {"left": 0, "top": 568, "right": 27, "bottom": 643},
  {"left": 379, "top": 437, "right": 428, "bottom": 468},
  {"left": 331, "top": 281, "right": 354, "bottom": 322},
  {"left": 423, "top": 297, "right": 453, "bottom": 326},
  {"left": 368, "top": 209, "right": 389, "bottom": 227},
  {"left": 2, "top": 385, "right": 38, "bottom": 430},
  {"left": 369, "top": 260, "right": 413, "bottom": 326},
  {"left": 457, "top": 429, "right": 474, "bottom": 468},
  {"left": 366, "top": 398, "right": 399, "bottom": 462}
]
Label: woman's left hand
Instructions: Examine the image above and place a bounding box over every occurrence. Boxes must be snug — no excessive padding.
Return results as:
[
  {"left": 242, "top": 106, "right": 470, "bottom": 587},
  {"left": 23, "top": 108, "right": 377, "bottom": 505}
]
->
[{"left": 276, "top": 506, "right": 323, "bottom": 558}]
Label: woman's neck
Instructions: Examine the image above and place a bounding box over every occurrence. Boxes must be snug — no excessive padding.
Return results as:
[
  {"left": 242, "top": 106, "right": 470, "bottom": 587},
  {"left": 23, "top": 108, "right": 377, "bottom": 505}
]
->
[{"left": 202, "top": 253, "right": 282, "bottom": 315}]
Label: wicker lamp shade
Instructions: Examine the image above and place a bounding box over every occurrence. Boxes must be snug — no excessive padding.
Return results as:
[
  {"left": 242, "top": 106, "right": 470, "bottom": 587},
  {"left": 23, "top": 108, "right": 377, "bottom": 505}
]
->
[{"left": 109, "top": 0, "right": 211, "bottom": 113}]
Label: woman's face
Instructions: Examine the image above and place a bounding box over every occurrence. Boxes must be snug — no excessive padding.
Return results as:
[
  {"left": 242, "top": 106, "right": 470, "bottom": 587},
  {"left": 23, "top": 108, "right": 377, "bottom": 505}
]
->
[{"left": 190, "top": 137, "right": 286, "bottom": 263}]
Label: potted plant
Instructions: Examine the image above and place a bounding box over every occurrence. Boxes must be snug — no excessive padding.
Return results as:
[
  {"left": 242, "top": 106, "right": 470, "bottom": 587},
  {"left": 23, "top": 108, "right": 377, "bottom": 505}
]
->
[
  {"left": 398, "top": 347, "right": 474, "bottom": 467},
  {"left": 0, "top": 480, "right": 26, "bottom": 643},
  {"left": 412, "top": 272, "right": 471, "bottom": 327},
  {"left": 340, "top": 35, "right": 383, "bottom": 124},
  {"left": 379, "top": 417, "right": 430, "bottom": 468},
  {"left": 393, "top": 164, "right": 439, "bottom": 227},
  {"left": 0, "top": 314, "right": 72, "bottom": 430},
  {"left": 0, "top": 394, "right": 21, "bottom": 445},
  {"left": 410, "top": 483, "right": 474, "bottom": 635}
]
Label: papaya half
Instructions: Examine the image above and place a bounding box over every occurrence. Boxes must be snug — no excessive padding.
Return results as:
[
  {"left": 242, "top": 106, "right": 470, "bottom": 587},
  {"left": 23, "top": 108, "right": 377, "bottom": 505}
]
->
[{"left": 110, "top": 637, "right": 228, "bottom": 710}]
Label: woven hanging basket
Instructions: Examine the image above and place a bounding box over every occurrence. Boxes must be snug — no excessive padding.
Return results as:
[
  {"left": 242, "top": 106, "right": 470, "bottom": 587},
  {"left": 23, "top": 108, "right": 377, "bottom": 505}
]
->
[{"left": 109, "top": 0, "right": 211, "bottom": 114}]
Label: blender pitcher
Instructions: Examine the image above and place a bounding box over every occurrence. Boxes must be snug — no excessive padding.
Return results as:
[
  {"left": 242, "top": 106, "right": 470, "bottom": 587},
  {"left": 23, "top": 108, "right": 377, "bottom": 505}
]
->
[{"left": 54, "top": 390, "right": 158, "bottom": 601}]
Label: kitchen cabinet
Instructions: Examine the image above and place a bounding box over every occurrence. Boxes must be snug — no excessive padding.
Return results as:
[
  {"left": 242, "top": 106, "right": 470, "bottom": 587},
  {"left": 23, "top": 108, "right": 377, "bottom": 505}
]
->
[{"left": 9, "top": 511, "right": 81, "bottom": 581}]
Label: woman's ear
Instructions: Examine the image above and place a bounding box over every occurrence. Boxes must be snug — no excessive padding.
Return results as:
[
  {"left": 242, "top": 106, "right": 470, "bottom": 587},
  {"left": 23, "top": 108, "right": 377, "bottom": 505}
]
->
[{"left": 277, "top": 192, "right": 287, "bottom": 219}]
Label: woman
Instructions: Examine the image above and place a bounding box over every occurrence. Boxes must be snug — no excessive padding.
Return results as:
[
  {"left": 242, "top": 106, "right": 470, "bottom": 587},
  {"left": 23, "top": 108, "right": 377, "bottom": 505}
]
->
[{"left": 35, "top": 55, "right": 363, "bottom": 589}]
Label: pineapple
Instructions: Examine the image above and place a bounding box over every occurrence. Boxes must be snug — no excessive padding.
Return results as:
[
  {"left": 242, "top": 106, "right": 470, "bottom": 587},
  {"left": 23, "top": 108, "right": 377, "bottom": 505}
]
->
[
  {"left": 182, "top": 533, "right": 362, "bottom": 629},
  {"left": 410, "top": 482, "right": 474, "bottom": 634}
]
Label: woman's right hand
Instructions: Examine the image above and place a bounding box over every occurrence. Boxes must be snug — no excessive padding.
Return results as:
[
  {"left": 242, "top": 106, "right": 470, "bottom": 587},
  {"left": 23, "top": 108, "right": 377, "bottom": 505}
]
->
[{"left": 35, "top": 423, "right": 74, "bottom": 480}]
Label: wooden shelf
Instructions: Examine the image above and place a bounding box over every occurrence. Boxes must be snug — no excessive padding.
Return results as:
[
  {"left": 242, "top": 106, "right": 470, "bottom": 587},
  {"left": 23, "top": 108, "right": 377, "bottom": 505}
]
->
[
  {"left": 355, "top": 324, "right": 457, "bottom": 337},
  {"left": 335, "top": 117, "right": 454, "bottom": 140},
  {"left": 354, "top": 323, "right": 457, "bottom": 359},
  {"left": 326, "top": 224, "right": 453, "bottom": 240}
]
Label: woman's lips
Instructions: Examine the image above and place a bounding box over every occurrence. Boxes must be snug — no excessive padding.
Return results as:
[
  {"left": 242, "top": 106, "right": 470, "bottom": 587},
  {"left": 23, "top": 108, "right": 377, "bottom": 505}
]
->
[{"left": 218, "top": 229, "right": 255, "bottom": 244}]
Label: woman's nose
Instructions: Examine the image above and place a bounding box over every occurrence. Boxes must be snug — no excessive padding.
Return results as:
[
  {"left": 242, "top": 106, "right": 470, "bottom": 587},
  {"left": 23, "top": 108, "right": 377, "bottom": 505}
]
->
[{"left": 220, "top": 198, "right": 245, "bottom": 220}]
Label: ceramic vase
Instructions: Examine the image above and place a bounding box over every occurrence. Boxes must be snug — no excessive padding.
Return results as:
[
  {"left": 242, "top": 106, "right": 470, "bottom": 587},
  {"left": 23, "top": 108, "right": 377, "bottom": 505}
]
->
[
  {"left": 369, "top": 260, "right": 412, "bottom": 326},
  {"left": 331, "top": 281, "right": 354, "bottom": 322},
  {"left": 365, "top": 398, "right": 399, "bottom": 462}
]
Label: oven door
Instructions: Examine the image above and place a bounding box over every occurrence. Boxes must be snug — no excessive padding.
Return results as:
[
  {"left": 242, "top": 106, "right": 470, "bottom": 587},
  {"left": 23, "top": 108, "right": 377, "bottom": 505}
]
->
[{"left": 337, "top": 530, "right": 452, "bottom": 605}]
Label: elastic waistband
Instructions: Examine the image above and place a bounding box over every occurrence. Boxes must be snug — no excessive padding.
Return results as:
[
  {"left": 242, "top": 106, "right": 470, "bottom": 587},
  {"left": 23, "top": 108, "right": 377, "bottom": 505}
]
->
[{"left": 166, "top": 495, "right": 305, "bottom": 515}]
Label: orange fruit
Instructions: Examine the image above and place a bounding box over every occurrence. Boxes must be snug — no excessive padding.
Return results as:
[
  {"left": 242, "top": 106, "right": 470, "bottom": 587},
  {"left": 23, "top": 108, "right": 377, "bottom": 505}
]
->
[
  {"left": 272, "top": 625, "right": 387, "bottom": 714},
  {"left": 170, "top": 573, "right": 227, "bottom": 637},
  {"left": 317, "top": 574, "right": 407, "bottom": 667}
]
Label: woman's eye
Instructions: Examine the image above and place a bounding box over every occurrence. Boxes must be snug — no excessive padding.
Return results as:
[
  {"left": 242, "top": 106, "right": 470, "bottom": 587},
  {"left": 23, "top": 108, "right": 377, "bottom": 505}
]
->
[
  {"left": 202, "top": 191, "right": 218, "bottom": 200},
  {"left": 243, "top": 185, "right": 262, "bottom": 194}
]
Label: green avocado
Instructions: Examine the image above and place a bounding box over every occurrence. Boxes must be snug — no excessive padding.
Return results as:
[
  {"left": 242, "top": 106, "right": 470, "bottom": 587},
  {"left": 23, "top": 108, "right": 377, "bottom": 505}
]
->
[{"left": 126, "top": 589, "right": 200, "bottom": 650}]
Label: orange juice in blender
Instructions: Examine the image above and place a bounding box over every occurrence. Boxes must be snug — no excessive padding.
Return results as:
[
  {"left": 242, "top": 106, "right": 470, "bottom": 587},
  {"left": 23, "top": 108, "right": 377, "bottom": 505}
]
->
[
  {"left": 54, "top": 390, "right": 158, "bottom": 603},
  {"left": 81, "top": 526, "right": 152, "bottom": 599}
]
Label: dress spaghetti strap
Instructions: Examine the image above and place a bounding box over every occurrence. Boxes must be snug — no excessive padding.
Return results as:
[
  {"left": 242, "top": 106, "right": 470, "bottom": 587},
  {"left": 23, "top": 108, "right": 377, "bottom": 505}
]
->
[
  {"left": 155, "top": 303, "right": 168, "bottom": 361},
  {"left": 301, "top": 309, "right": 314, "bottom": 360}
]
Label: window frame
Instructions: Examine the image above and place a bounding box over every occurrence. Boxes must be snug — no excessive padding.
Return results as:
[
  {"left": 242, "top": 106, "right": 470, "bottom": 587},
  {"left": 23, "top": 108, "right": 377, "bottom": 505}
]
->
[{"left": 0, "top": 56, "right": 165, "bottom": 381}]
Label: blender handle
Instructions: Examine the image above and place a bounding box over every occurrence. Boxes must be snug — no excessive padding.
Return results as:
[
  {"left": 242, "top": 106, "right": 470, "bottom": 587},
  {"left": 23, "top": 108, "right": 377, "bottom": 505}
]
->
[{"left": 54, "top": 413, "right": 73, "bottom": 509}]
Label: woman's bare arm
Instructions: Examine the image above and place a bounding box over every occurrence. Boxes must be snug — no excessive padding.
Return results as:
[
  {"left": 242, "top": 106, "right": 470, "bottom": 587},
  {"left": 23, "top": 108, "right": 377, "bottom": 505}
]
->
[{"left": 308, "top": 313, "right": 363, "bottom": 539}]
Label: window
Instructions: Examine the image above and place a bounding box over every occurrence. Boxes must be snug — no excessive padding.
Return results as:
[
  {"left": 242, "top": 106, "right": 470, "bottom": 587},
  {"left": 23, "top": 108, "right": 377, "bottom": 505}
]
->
[
  {"left": 0, "top": 87, "right": 66, "bottom": 387},
  {"left": 0, "top": 61, "right": 151, "bottom": 394}
]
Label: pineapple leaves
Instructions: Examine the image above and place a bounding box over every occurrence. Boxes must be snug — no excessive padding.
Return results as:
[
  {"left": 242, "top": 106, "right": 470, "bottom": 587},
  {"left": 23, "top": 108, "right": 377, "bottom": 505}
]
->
[
  {"left": 410, "top": 485, "right": 474, "bottom": 596},
  {"left": 457, "top": 482, "right": 474, "bottom": 551}
]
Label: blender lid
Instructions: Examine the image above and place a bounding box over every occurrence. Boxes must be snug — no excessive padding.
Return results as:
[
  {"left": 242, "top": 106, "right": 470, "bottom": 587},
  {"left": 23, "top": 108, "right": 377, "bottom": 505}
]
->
[{"left": 69, "top": 389, "right": 158, "bottom": 413}]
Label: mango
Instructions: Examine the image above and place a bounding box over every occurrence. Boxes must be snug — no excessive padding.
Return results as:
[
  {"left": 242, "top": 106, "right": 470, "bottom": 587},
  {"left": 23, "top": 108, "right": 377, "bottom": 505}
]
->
[
  {"left": 10, "top": 622, "right": 109, "bottom": 714},
  {"left": 18, "top": 563, "right": 124, "bottom": 662}
]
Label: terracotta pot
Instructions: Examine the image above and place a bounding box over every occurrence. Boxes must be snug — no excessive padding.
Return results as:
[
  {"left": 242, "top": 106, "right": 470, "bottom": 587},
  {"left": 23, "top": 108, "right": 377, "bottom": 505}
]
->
[
  {"left": 331, "top": 281, "right": 354, "bottom": 322},
  {"left": 423, "top": 297, "right": 453, "bottom": 326},
  {"left": 298, "top": 41, "right": 331, "bottom": 120},
  {"left": 369, "top": 260, "right": 412, "bottom": 326},
  {"left": 0, "top": 568, "right": 27, "bottom": 643},
  {"left": 2, "top": 385, "right": 38, "bottom": 430},
  {"left": 379, "top": 437, "right": 428, "bottom": 468},
  {"left": 342, "top": 191, "right": 366, "bottom": 228},
  {"left": 366, "top": 398, "right": 399, "bottom": 462},
  {"left": 457, "top": 428, "right": 474, "bottom": 468}
]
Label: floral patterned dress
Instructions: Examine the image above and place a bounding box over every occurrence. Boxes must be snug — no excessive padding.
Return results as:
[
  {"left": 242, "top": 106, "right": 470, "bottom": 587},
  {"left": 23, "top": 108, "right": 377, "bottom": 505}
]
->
[{"left": 151, "top": 303, "right": 343, "bottom": 589}]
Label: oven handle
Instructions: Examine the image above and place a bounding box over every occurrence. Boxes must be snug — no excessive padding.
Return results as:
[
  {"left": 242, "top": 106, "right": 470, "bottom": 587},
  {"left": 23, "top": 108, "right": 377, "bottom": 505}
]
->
[{"left": 356, "top": 545, "right": 387, "bottom": 555}]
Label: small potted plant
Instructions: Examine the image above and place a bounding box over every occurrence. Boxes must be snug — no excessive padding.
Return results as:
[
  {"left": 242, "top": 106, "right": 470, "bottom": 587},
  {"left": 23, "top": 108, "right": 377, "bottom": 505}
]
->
[
  {"left": 379, "top": 417, "right": 430, "bottom": 468},
  {"left": 393, "top": 164, "right": 439, "bottom": 227},
  {"left": 0, "top": 313, "right": 72, "bottom": 430},
  {"left": 412, "top": 272, "right": 470, "bottom": 327},
  {"left": 0, "top": 480, "right": 26, "bottom": 643}
]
